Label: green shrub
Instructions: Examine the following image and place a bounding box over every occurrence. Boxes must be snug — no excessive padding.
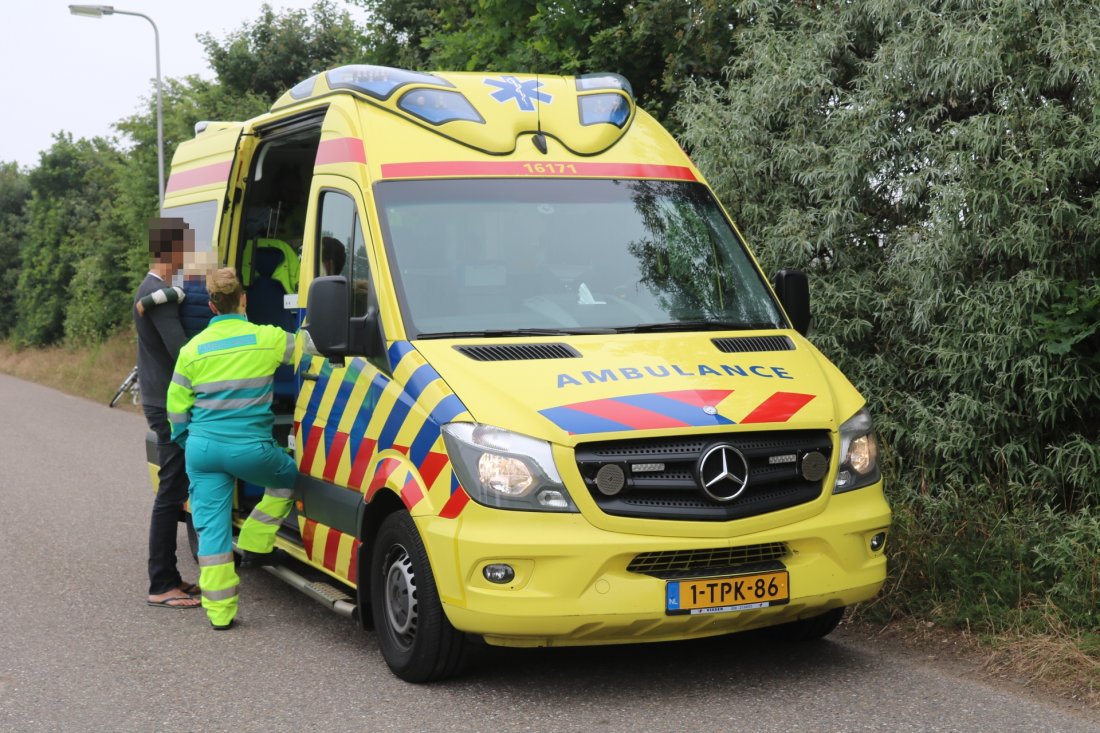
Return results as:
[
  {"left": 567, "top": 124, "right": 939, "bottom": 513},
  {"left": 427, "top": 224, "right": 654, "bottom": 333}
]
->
[{"left": 678, "top": 0, "right": 1100, "bottom": 633}]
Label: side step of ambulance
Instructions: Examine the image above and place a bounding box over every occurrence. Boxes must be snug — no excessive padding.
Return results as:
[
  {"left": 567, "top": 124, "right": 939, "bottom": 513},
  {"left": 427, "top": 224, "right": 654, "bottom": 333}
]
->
[{"left": 262, "top": 564, "right": 357, "bottom": 619}]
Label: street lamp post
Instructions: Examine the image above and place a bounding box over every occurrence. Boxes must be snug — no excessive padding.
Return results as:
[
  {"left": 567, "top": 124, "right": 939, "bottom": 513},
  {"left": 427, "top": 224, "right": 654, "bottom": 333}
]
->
[{"left": 69, "top": 4, "right": 165, "bottom": 211}]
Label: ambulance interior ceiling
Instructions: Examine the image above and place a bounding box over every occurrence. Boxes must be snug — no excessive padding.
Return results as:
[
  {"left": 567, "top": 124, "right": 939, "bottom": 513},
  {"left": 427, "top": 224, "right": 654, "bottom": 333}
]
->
[
  {"left": 247, "top": 129, "right": 320, "bottom": 210},
  {"left": 254, "top": 129, "right": 320, "bottom": 179}
]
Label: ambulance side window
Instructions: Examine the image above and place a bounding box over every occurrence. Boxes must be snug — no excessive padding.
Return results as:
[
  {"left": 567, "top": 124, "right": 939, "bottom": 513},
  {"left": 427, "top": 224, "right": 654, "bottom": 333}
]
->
[{"left": 317, "top": 190, "right": 370, "bottom": 318}]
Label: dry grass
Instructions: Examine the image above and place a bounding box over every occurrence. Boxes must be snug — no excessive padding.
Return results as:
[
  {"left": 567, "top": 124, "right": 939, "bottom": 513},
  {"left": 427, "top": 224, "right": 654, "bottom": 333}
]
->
[
  {"left": 983, "top": 614, "right": 1100, "bottom": 708},
  {"left": 0, "top": 329, "right": 141, "bottom": 412},
  {"left": 850, "top": 610, "right": 1100, "bottom": 710}
]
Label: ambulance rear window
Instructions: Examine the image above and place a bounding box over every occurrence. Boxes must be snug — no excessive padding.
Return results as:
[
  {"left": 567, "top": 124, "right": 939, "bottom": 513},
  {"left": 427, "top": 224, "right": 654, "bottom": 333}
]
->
[{"left": 376, "top": 179, "right": 784, "bottom": 338}]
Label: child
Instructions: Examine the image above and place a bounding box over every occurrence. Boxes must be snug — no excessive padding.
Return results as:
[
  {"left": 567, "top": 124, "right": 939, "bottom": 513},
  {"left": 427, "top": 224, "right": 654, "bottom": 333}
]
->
[{"left": 136, "top": 249, "right": 217, "bottom": 338}]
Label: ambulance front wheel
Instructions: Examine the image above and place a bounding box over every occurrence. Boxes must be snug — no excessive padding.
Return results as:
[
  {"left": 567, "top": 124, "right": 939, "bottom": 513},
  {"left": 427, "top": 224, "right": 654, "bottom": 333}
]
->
[{"left": 371, "top": 511, "right": 470, "bottom": 682}]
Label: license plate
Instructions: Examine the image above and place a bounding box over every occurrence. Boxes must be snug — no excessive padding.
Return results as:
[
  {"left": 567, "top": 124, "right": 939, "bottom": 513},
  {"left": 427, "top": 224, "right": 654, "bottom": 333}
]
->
[{"left": 666, "top": 570, "right": 789, "bottom": 615}]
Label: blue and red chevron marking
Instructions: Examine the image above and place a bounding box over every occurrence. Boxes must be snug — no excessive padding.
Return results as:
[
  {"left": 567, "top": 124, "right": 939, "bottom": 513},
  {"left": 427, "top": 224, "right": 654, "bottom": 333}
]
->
[
  {"left": 540, "top": 389, "right": 736, "bottom": 435},
  {"left": 540, "top": 389, "right": 817, "bottom": 435},
  {"left": 296, "top": 344, "right": 469, "bottom": 511}
]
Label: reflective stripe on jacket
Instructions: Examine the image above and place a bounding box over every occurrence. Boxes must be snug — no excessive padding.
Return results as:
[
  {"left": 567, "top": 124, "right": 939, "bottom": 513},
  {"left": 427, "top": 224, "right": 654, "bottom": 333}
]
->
[{"left": 167, "top": 314, "right": 294, "bottom": 443}]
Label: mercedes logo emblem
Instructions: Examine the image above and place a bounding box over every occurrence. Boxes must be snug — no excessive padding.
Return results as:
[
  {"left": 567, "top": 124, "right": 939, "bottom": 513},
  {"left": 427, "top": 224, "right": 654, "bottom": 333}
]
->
[{"left": 697, "top": 444, "right": 750, "bottom": 503}]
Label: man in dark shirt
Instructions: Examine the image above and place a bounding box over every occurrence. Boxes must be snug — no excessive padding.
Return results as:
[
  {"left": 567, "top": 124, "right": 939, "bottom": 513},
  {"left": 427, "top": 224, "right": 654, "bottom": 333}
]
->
[{"left": 136, "top": 218, "right": 200, "bottom": 608}]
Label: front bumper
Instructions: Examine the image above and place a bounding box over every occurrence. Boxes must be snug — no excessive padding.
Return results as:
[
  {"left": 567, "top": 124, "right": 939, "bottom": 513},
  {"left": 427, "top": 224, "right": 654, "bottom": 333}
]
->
[{"left": 418, "top": 483, "right": 891, "bottom": 647}]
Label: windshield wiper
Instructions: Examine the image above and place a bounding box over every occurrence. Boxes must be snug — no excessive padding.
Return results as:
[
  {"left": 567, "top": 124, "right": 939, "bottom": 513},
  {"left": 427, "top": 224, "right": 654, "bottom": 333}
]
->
[
  {"left": 416, "top": 327, "right": 615, "bottom": 340},
  {"left": 619, "top": 320, "right": 781, "bottom": 334}
]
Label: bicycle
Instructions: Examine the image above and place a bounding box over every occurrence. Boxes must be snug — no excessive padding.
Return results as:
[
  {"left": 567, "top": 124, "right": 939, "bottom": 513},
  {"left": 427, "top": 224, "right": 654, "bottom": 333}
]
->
[{"left": 109, "top": 365, "right": 141, "bottom": 408}]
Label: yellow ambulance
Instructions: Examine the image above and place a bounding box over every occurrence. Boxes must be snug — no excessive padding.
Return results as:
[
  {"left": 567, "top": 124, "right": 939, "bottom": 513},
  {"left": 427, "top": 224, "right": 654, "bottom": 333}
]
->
[{"left": 159, "top": 65, "right": 890, "bottom": 681}]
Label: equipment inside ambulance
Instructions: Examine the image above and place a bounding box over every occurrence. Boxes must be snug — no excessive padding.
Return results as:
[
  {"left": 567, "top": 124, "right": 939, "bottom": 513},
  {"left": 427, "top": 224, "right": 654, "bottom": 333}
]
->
[{"left": 154, "top": 64, "right": 890, "bottom": 682}]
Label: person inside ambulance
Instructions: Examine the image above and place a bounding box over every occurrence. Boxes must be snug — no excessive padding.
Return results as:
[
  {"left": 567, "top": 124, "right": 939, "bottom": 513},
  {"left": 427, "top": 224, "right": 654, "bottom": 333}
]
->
[
  {"left": 320, "top": 234, "right": 373, "bottom": 317},
  {"left": 320, "top": 235, "right": 347, "bottom": 276},
  {"left": 166, "top": 267, "right": 297, "bottom": 630}
]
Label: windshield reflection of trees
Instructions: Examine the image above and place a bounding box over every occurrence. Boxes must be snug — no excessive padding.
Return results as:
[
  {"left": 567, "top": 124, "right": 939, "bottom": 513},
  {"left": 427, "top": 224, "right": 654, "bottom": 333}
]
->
[{"left": 626, "top": 180, "right": 765, "bottom": 324}]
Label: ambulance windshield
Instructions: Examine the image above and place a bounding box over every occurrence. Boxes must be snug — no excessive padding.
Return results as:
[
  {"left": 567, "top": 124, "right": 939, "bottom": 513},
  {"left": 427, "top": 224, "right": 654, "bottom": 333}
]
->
[{"left": 376, "top": 179, "right": 785, "bottom": 338}]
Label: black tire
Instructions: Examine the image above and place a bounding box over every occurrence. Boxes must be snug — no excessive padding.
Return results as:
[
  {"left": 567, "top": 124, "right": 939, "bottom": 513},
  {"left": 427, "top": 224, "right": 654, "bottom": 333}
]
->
[
  {"left": 370, "top": 512, "right": 469, "bottom": 682},
  {"left": 764, "top": 607, "right": 845, "bottom": 642}
]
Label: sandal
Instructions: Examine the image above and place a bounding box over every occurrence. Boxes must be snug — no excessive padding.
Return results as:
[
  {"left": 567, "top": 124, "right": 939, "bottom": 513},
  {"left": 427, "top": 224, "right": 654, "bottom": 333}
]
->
[
  {"left": 178, "top": 582, "right": 201, "bottom": 596},
  {"left": 147, "top": 594, "right": 201, "bottom": 609}
]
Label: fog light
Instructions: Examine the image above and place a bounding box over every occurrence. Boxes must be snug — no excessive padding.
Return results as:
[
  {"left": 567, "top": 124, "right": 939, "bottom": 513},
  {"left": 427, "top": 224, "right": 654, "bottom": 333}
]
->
[
  {"left": 870, "top": 532, "right": 887, "bottom": 551},
  {"left": 483, "top": 564, "right": 515, "bottom": 584}
]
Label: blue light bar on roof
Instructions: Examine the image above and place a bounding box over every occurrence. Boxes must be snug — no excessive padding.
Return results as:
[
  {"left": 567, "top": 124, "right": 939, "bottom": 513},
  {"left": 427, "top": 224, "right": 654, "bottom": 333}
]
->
[
  {"left": 576, "top": 73, "right": 634, "bottom": 97},
  {"left": 326, "top": 65, "right": 454, "bottom": 101},
  {"left": 578, "top": 93, "right": 632, "bottom": 128},
  {"left": 288, "top": 74, "right": 319, "bottom": 100},
  {"left": 398, "top": 89, "right": 485, "bottom": 125}
]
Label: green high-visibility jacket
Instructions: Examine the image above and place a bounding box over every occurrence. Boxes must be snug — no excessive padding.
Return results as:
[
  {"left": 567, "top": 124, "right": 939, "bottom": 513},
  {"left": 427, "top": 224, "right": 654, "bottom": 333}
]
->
[{"left": 167, "top": 314, "right": 294, "bottom": 445}]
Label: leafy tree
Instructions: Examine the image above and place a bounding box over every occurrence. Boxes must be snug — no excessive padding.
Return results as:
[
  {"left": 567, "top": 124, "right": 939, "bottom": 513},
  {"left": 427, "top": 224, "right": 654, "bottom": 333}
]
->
[
  {"left": 200, "top": 0, "right": 370, "bottom": 102},
  {"left": 355, "top": 0, "right": 441, "bottom": 70},
  {"left": 354, "top": 0, "right": 739, "bottom": 128},
  {"left": 678, "top": 0, "right": 1100, "bottom": 629},
  {"left": 13, "top": 135, "right": 127, "bottom": 346},
  {"left": 115, "top": 74, "right": 271, "bottom": 226},
  {"left": 0, "top": 162, "right": 30, "bottom": 339}
]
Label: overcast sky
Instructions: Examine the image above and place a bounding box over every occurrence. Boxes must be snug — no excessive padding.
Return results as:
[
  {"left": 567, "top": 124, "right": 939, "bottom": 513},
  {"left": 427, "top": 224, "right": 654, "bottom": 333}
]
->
[{"left": 0, "top": 1, "right": 370, "bottom": 169}]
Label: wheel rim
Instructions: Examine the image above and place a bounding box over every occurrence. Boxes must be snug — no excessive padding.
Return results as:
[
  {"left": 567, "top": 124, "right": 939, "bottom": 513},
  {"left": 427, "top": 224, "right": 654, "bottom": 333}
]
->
[{"left": 382, "top": 544, "right": 418, "bottom": 650}]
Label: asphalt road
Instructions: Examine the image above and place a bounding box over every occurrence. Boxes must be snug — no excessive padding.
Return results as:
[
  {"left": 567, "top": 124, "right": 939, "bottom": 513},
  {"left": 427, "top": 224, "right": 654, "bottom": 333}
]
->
[{"left": 1, "top": 372, "right": 1097, "bottom": 733}]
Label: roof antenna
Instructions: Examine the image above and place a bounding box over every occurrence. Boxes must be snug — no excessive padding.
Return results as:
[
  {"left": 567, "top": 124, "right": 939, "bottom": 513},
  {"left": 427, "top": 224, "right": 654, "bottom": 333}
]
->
[{"left": 533, "top": 70, "right": 548, "bottom": 154}]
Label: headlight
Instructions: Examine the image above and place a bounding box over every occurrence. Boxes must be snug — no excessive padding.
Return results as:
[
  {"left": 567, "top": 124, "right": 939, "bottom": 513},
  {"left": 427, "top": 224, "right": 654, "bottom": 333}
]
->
[
  {"left": 834, "top": 408, "right": 881, "bottom": 493},
  {"left": 442, "top": 423, "right": 578, "bottom": 512}
]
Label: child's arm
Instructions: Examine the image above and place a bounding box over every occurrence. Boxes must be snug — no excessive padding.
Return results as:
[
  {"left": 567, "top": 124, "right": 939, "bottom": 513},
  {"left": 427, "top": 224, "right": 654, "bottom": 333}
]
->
[{"left": 136, "top": 285, "right": 185, "bottom": 316}]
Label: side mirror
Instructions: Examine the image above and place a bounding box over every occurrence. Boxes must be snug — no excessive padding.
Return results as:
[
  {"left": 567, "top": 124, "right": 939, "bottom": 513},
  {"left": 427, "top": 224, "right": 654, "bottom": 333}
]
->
[
  {"left": 773, "top": 269, "right": 811, "bottom": 336},
  {"left": 305, "top": 276, "right": 349, "bottom": 357},
  {"left": 304, "top": 276, "right": 386, "bottom": 362}
]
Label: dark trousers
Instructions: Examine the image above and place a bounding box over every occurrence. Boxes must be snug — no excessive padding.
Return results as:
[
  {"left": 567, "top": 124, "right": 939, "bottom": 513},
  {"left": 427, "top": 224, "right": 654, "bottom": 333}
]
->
[{"left": 143, "top": 405, "right": 191, "bottom": 595}]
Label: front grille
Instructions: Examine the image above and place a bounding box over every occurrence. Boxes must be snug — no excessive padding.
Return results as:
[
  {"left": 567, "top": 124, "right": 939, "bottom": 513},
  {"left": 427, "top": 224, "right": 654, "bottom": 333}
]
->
[
  {"left": 628, "top": 542, "right": 789, "bottom": 579},
  {"left": 575, "top": 430, "right": 831, "bottom": 520},
  {"left": 454, "top": 343, "right": 581, "bottom": 361}
]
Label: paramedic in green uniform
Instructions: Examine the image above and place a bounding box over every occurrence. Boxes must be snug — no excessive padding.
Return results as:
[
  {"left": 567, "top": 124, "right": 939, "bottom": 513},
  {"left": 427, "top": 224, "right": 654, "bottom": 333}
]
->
[{"left": 166, "top": 268, "right": 298, "bottom": 629}]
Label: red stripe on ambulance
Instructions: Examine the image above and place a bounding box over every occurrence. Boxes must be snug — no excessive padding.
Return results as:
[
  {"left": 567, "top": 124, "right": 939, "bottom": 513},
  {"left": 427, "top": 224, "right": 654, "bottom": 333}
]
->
[
  {"left": 315, "top": 137, "right": 367, "bottom": 166},
  {"left": 380, "top": 160, "right": 697, "bottom": 181},
  {"left": 165, "top": 161, "right": 232, "bottom": 193},
  {"left": 300, "top": 426, "right": 325, "bottom": 473},
  {"left": 419, "top": 451, "right": 449, "bottom": 489},
  {"left": 740, "top": 392, "right": 816, "bottom": 424},
  {"left": 661, "top": 389, "right": 736, "bottom": 407},
  {"left": 302, "top": 518, "right": 318, "bottom": 558},
  {"left": 323, "top": 527, "right": 342, "bottom": 571},
  {"left": 366, "top": 457, "right": 402, "bottom": 499},
  {"left": 347, "top": 438, "right": 377, "bottom": 489},
  {"left": 348, "top": 539, "right": 361, "bottom": 584},
  {"left": 439, "top": 487, "right": 470, "bottom": 519},
  {"left": 400, "top": 475, "right": 424, "bottom": 510},
  {"left": 569, "top": 399, "right": 688, "bottom": 430},
  {"left": 322, "top": 432, "right": 349, "bottom": 483}
]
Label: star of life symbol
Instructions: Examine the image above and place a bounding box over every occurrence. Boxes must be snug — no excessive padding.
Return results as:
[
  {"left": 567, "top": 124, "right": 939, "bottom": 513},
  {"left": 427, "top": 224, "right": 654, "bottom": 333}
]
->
[{"left": 484, "top": 76, "right": 552, "bottom": 111}]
